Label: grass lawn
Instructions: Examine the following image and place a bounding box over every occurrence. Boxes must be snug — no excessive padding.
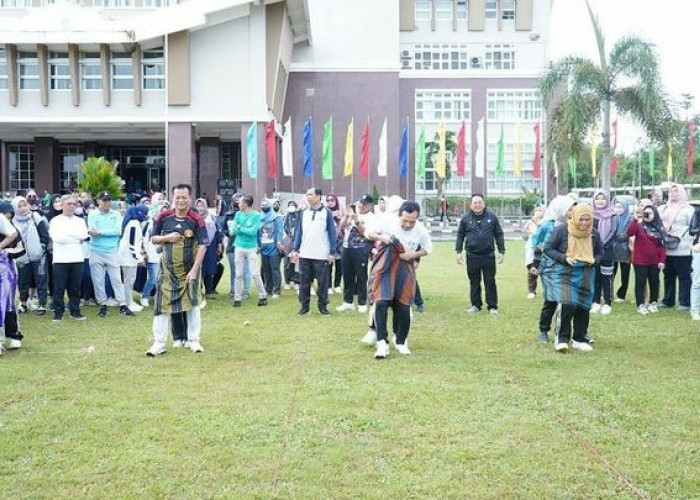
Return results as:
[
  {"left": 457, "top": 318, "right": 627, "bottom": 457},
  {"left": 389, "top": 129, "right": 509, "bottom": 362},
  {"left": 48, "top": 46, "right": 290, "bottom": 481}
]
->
[{"left": 1, "top": 240, "right": 700, "bottom": 498}]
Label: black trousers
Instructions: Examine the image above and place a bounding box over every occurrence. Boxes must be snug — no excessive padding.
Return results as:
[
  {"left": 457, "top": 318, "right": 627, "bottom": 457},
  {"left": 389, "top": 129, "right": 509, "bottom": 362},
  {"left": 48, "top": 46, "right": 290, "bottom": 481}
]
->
[
  {"left": 171, "top": 311, "right": 187, "bottom": 342},
  {"left": 663, "top": 255, "right": 692, "bottom": 308},
  {"left": 414, "top": 280, "right": 424, "bottom": 307},
  {"left": 261, "top": 253, "right": 282, "bottom": 295},
  {"left": 634, "top": 264, "right": 660, "bottom": 306},
  {"left": 4, "top": 311, "right": 21, "bottom": 340},
  {"left": 328, "top": 259, "right": 342, "bottom": 288},
  {"left": 466, "top": 253, "right": 497, "bottom": 310},
  {"left": 539, "top": 300, "right": 558, "bottom": 333},
  {"left": 283, "top": 256, "right": 299, "bottom": 285},
  {"left": 614, "top": 262, "right": 631, "bottom": 300},
  {"left": 341, "top": 246, "right": 369, "bottom": 305},
  {"left": 375, "top": 299, "right": 411, "bottom": 345},
  {"left": 558, "top": 304, "right": 590, "bottom": 344},
  {"left": 593, "top": 261, "right": 613, "bottom": 305},
  {"left": 18, "top": 258, "right": 48, "bottom": 305},
  {"left": 52, "top": 262, "right": 83, "bottom": 317},
  {"left": 298, "top": 258, "right": 329, "bottom": 310}
]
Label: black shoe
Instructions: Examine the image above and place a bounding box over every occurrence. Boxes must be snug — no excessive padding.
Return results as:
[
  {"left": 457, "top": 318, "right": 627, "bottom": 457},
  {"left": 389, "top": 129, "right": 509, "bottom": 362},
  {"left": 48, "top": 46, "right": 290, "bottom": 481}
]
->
[
  {"left": 538, "top": 331, "right": 549, "bottom": 343},
  {"left": 319, "top": 307, "right": 330, "bottom": 316},
  {"left": 71, "top": 313, "right": 86, "bottom": 321},
  {"left": 297, "top": 308, "right": 310, "bottom": 316},
  {"left": 52, "top": 313, "right": 63, "bottom": 322},
  {"left": 98, "top": 305, "right": 107, "bottom": 317},
  {"left": 258, "top": 298, "right": 268, "bottom": 307},
  {"left": 119, "top": 305, "right": 134, "bottom": 316},
  {"left": 233, "top": 300, "right": 241, "bottom": 307},
  {"left": 416, "top": 304, "right": 425, "bottom": 313}
]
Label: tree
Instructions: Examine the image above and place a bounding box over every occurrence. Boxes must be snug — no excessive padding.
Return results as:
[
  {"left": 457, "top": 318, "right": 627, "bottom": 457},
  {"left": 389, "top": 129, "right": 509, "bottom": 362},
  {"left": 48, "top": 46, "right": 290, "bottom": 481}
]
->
[
  {"left": 539, "top": 0, "right": 676, "bottom": 190},
  {"left": 78, "top": 157, "right": 125, "bottom": 201},
  {"left": 425, "top": 130, "right": 457, "bottom": 200}
]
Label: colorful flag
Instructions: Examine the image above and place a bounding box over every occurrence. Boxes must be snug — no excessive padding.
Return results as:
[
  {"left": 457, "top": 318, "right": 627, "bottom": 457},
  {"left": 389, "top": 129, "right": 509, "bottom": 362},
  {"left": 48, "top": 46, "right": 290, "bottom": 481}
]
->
[
  {"left": 532, "top": 122, "right": 541, "bottom": 179},
  {"left": 266, "top": 120, "right": 277, "bottom": 179},
  {"left": 648, "top": 144, "right": 655, "bottom": 177},
  {"left": 282, "top": 118, "right": 293, "bottom": 177},
  {"left": 416, "top": 124, "right": 426, "bottom": 179},
  {"left": 590, "top": 125, "right": 597, "bottom": 178},
  {"left": 399, "top": 123, "right": 408, "bottom": 178},
  {"left": 377, "top": 117, "right": 387, "bottom": 177},
  {"left": 344, "top": 119, "right": 353, "bottom": 177},
  {"left": 456, "top": 121, "right": 465, "bottom": 177},
  {"left": 667, "top": 141, "right": 673, "bottom": 181},
  {"left": 496, "top": 123, "right": 504, "bottom": 178},
  {"left": 302, "top": 118, "right": 313, "bottom": 178},
  {"left": 322, "top": 117, "right": 333, "bottom": 180},
  {"left": 610, "top": 118, "right": 618, "bottom": 175},
  {"left": 436, "top": 121, "right": 446, "bottom": 178},
  {"left": 360, "top": 118, "right": 369, "bottom": 179},
  {"left": 475, "top": 118, "right": 485, "bottom": 178},
  {"left": 246, "top": 122, "right": 258, "bottom": 179},
  {"left": 568, "top": 155, "right": 577, "bottom": 179},
  {"left": 514, "top": 122, "right": 521, "bottom": 178},
  {"left": 687, "top": 120, "right": 695, "bottom": 176}
]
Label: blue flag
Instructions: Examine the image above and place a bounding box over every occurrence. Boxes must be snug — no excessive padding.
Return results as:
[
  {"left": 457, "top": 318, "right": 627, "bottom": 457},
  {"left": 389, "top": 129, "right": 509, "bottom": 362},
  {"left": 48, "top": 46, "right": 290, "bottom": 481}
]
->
[
  {"left": 247, "top": 122, "right": 257, "bottom": 179},
  {"left": 303, "top": 118, "right": 314, "bottom": 178},
  {"left": 399, "top": 124, "right": 408, "bottom": 178}
]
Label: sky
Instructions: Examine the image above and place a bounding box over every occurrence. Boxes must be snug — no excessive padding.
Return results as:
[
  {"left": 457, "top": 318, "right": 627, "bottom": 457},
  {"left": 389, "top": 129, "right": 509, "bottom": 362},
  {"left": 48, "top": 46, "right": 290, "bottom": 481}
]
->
[{"left": 549, "top": 0, "right": 699, "bottom": 152}]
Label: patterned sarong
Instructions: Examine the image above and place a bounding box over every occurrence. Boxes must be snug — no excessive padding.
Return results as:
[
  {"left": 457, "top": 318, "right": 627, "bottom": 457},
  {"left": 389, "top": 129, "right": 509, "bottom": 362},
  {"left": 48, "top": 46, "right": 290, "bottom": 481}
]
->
[
  {"left": 540, "top": 255, "right": 595, "bottom": 309},
  {"left": 369, "top": 239, "right": 416, "bottom": 306},
  {"left": 0, "top": 251, "right": 18, "bottom": 328},
  {"left": 154, "top": 239, "right": 203, "bottom": 316}
]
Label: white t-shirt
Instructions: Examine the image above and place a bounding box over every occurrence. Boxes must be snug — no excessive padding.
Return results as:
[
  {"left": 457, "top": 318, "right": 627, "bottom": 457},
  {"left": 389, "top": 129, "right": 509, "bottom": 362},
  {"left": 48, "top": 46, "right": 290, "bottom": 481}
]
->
[{"left": 369, "top": 216, "right": 433, "bottom": 255}]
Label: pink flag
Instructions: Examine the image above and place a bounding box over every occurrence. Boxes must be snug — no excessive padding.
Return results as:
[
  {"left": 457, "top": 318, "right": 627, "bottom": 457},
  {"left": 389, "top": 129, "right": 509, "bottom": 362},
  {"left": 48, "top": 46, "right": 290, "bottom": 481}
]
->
[
  {"left": 532, "top": 122, "right": 541, "bottom": 179},
  {"left": 266, "top": 120, "right": 277, "bottom": 178},
  {"left": 688, "top": 120, "right": 695, "bottom": 176},
  {"left": 456, "top": 121, "right": 466, "bottom": 177}
]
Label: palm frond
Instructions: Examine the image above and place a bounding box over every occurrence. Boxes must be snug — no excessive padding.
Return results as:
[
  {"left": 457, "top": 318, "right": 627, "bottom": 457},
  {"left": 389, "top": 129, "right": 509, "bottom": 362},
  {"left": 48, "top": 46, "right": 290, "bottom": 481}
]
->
[
  {"left": 608, "top": 36, "right": 659, "bottom": 86},
  {"left": 585, "top": 0, "right": 607, "bottom": 70},
  {"left": 538, "top": 56, "right": 599, "bottom": 105}
]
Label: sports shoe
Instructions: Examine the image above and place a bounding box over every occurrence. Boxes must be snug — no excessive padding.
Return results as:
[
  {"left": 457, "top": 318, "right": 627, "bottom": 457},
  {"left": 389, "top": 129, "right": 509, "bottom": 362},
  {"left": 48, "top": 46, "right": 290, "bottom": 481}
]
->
[
  {"left": 145, "top": 342, "right": 167, "bottom": 357},
  {"left": 16, "top": 304, "right": 27, "bottom": 314},
  {"left": 357, "top": 304, "right": 368, "bottom": 313},
  {"left": 52, "top": 313, "right": 63, "bottom": 322},
  {"left": 600, "top": 304, "right": 612, "bottom": 315},
  {"left": 233, "top": 300, "right": 241, "bottom": 307},
  {"left": 172, "top": 340, "right": 185, "bottom": 348},
  {"left": 692, "top": 312, "right": 700, "bottom": 321},
  {"left": 590, "top": 303, "right": 601, "bottom": 313},
  {"left": 189, "top": 341, "right": 204, "bottom": 353},
  {"left": 527, "top": 293, "right": 536, "bottom": 299},
  {"left": 554, "top": 342, "right": 568, "bottom": 352},
  {"left": 0, "top": 345, "right": 4, "bottom": 356},
  {"left": 283, "top": 284, "right": 291, "bottom": 290},
  {"left": 71, "top": 313, "right": 86, "bottom": 321},
  {"left": 28, "top": 299, "right": 39, "bottom": 310},
  {"left": 310, "top": 288, "right": 316, "bottom": 296},
  {"left": 638, "top": 304, "right": 649, "bottom": 316},
  {"left": 572, "top": 340, "right": 593, "bottom": 352},
  {"left": 488, "top": 308, "right": 499, "bottom": 316},
  {"left": 395, "top": 342, "right": 411, "bottom": 355},
  {"left": 140, "top": 298, "right": 150, "bottom": 307},
  {"left": 415, "top": 304, "right": 425, "bottom": 313},
  {"left": 334, "top": 287, "right": 342, "bottom": 294},
  {"left": 678, "top": 305, "right": 690, "bottom": 312},
  {"left": 35, "top": 306, "right": 47, "bottom": 316},
  {"left": 374, "top": 339, "right": 389, "bottom": 359},
  {"left": 271, "top": 294, "right": 280, "bottom": 299},
  {"left": 319, "top": 307, "right": 330, "bottom": 316},
  {"left": 327, "top": 288, "right": 334, "bottom": 295},
  {"left": 297, "top": 307, "right": 310, "bottom": 316},
  {"left": 467, "top": 306, "right": 480, "bottom": 314},
  {"left": 119, "top": 305, "right": 134, "bottom": 316},
  {"left": 614, "top": 297, "right": 625, "bottom": 303},
  {"left": 538, "top": 331, "right": 549, "bottom": 343},
  {"left": 258, "top": 298, "right": 268, "bottom": 307},
  {"left": 336, "top": 302, "right": 355, "bottom": 312},
  {"left": 7, "top": 338, "right": 22, "bottom": 349},
  {"left": 648, "top": 302, "right": 659, "bottom": 313},
  {"left": 129, "top": 303, "right": 143, "bottom": 312},
  {"left": 98, "top": 305, "right": 108, "bottom": 317},
  {"left": 361, "top": 329, "right": 377, "bottom": 345},
  {"left": 105, "top": 298, "right": 119, "bottom": 307}
]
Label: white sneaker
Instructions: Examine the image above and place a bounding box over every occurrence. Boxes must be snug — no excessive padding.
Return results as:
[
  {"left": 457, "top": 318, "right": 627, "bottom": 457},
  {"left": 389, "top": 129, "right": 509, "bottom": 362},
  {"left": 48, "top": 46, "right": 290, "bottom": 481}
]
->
[
  {"left": 692, "top": 312, "right": 700, "bottom": 321},
  {"left": 572, "top": 340, "right": 593, "bottom": 352},
  {"left": 638, "top": 304, "right": 649, "bottom": 316},
  {"left": 374, "top": 339, "right": 389, "bottom": 358},
  {"left": 327, "top": 288, "right": 334, "bottom": 295},
  {"left": 310, "top": 287, "right": 316, "bottom": 296},
  {"left": 283, "top": 284, "right": 291, "bottom": 290},
  {"left": 271, "top": 294, "right": 280, "bottom": 299},
  {"left": 172, "top": 340, "right": 185, "bottom": 348},
  {"left": 334, "top": 286, "right": 342, "bottom": 294},
  {"left": 527, "top": 293, "right": 536, "bottom": 299},
  {"left": 648, "top": 302, "right": 659, "bottom": 313},
  {"left": 129, "top": 303, "right": 143, "bottom": 312},
  {"left": 105, "top": 298, "right": 119, "bottom": 307},
  {"left": 7, "top": 338, "right": 21, "bottom": 349},
  {"left": 395, "top": 342, "right": 411, "bottom": 355},
  {"left": 140, "top": 298, "right": 149, "bottom": 307},
  {"left": 361, "top": 329, "right": 377, "bottom": 345},
  {"left": 600, "top": 304, "right": 612, "bottom": 315},
  {"left": 189, "top": 341, "right": 204, "bottom": 353},
  {"left": 590, "top": 303, "right": 601, "bottom": 314},
  {"left": 554, "top": 342, "right": 569, "bottom": 352},
  {"left": 336, "top": 302, "right": 355, "bottom": 312},
  {"left": 614, "top": 297, "right": 625, "bottom": 303},
  {"left": 28, "top": 299, "right": 38, "bottom": 310},
  {"left": 146, "top": 342, "right": 167, "bottom": 357},
  {"left": 357, "top": 304, "right": 368, "bottom": 313}
]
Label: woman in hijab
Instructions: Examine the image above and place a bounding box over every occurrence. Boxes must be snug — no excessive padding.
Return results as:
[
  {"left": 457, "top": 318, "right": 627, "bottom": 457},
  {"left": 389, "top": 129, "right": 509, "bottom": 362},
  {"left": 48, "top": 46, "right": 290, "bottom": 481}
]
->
[
  {"left": 325, "top": 193, "right": 343, "bottom": 294},
  {"left": 658, "top": 184, "right": 695, "bottom": 310},
  {"left": 47, "top": 194, "right": 63, "bottom": 220},
  {"left": 118, "top": 204, "right": 148, "bottom": 312},
  {"left": 626, "top": 203, "right": 666, "bottom": 315},
  {"left": 612, "top": 197, "right": 635, "bottom": 303},
  {"left": 591, "top": 189, "right": 618, "bottom": 315},
  {"left": 195, "top": 198, "right": 223, "bottom": 297},
  {"left": 524, "top": 205, "right": 545, "bottom": 299},
  {"left": 543, "top": 204, "right": 602, "bottom": 352}
]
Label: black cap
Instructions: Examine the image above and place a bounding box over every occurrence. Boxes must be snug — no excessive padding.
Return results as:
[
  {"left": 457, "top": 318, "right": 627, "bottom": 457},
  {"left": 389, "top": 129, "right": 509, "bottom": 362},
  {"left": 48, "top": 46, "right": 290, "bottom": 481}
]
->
[
  {"left": 98, "top": 191, "right": 112, "bottom": 200},
  {"left": 359, "top": 194, "right": 374, "bottom": 204}
]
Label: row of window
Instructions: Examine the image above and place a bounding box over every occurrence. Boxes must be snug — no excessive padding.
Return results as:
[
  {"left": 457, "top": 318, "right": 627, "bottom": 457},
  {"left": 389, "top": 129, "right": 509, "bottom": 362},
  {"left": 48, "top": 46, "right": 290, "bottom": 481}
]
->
[
  {"left": 415, "top": 0, "right": 515, "bottom": 22},
  {"left": 406, "top": 43, "right": 515, "bottom": 70},
  {"left": 0, "top": 49, "right": 164, "bottom": 91},
  {"left": 416, "top": 90, "right": 541, "bottom": 122},
  {"left": 0, "top": 0, "right": 182, "bottom": 8}
]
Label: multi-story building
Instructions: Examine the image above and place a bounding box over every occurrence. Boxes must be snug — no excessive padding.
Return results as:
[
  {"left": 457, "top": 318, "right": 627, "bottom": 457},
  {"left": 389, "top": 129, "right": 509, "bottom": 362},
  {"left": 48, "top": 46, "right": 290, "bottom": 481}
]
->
[{"left": 0, "top": 0, "right": 549, "bottom": 202}]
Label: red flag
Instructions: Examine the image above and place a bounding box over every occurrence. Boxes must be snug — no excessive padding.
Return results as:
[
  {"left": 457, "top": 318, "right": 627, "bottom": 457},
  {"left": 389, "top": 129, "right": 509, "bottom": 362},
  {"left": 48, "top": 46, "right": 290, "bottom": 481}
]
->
[
  {"left": 265, "top": 120, "right": 277, "bottom": 178},
  {"left": 610, "top": 119, "right": 618, "bottom": 175},
  {"left": 360, "top": 118, "right": 369, "bottom": 178},
  {"left": 532, "top": 122, "right": 541, "bottom": 179},
  {"left": 456, "top": 121, "right": 466, "bottom": 177},
  {"left": 687, "top": 120, "right": 695, "bottom": 176}
]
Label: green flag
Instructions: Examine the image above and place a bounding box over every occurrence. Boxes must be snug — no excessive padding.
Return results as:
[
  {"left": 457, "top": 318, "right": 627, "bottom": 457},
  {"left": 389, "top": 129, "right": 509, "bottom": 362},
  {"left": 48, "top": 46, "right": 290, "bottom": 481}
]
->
[
  {"left": 322, "top": 117, "right": 333, "bottom": 180},
  {"left": 568, "top": 155, "right": 577, "bottom": 179},
  {"left": 648, "top": 145, "right": 655, "bottom": 177},
  {"left": 496, "top": 123, "right": 504, "bottom": 178},
  {"left": 416, "top": 124, "right": 426, "bottom": 179}
]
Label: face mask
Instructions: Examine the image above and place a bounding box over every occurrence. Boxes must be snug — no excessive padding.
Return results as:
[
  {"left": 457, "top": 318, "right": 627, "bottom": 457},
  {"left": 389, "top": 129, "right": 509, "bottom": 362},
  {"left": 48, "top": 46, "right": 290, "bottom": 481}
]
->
[
  {"left": 74, "top": 207, "right": 84, "bottom": 216},
  {"left": 262, "top": 206, "right": 271, "bottom": 213},
  {"left": 273, "top": 206, "right": 280, "bottom": 212},
  {"left": 287, "top": 207, "right": 296, "bottom": 213}
]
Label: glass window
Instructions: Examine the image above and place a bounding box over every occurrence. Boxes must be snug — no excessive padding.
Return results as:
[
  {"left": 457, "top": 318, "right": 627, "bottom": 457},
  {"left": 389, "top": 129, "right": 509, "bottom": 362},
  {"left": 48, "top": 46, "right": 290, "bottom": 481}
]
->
[
  {"left": 0, "top": 47, "right": 7, "bottom": 90},
  {"left": 415, "top": 0, "right": 431, "bottom": 21},
  {"left": 485, "top": 0, "right": 497, "bottom": 18},
  {"left": 435, "top": 0, "right": 452, "bottom": 20},
  {"left": 81, "top": 52, "right": 102, "bottom": 90},
  {"left": 142, "top": 48, "right": 164, "bottom": 90},
  {"left": 0, "top": 0, "right": 32, "bottom": 6},
  {"left": 60, "top": 145, "right": 84, "bottom": 191},
  {"left": 18, "top": 51, "right": 39, "bottom": 90},
  {"left": 49, "top": 51, "right": 70, "bottom": 90},
  {"left": 457, "top": 0, "right": 467, "bottom": 19},
  {"left": 486, "top": 90, "right": 542, "bottom": 122},
  {"left": 485, "top": 43, "right": 515, "bottom": 70},
  {"left": 94, "top": 0, "right": 133, "bottom": 6},
  {"left": 412, "top": 44, "right": 468, "bottom": 71},
  {"left": 486, "top": 144, "right": 539, "bottom": 194},
  {"left": 111, "top": 52, "right": 133, "bottom": 90},
  {"left": 8, "top": 144, "right": 35, "bottom": 194},
  {"left": 501, "top": 0, "right": 515, "bottom": 19}
]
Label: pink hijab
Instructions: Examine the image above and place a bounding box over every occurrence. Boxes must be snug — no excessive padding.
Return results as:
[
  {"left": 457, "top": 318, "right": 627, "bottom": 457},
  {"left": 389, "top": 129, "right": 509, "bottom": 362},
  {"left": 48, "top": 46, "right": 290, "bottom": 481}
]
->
[
  {"left": 661, "top": 184, "right": 689, "bottom": 230},
  {"left": 593, "top": 188, "right": 615, "bottom": 241}
]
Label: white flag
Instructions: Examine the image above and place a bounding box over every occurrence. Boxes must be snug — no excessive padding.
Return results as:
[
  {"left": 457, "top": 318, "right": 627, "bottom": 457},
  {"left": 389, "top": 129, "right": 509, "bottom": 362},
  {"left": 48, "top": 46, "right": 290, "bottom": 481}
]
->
[
  {"left": 377, "top": 117, "right": 387, "bottom": 177},
  {"left": 475, "top": 118, "right": 485, "bottom": 178},
  {"left": 282, "top": 118, "right": 293, "bottom": 177}
]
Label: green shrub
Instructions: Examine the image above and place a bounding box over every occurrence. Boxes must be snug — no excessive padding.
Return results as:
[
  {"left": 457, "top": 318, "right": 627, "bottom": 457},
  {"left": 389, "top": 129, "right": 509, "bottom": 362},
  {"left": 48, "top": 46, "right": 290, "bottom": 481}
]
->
[{"left": 78, "top": 157, "right": 125, "bottom": 201}]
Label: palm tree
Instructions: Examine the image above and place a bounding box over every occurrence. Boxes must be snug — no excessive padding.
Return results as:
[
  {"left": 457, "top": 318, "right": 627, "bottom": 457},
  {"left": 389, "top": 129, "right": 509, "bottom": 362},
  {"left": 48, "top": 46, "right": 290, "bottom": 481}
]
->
[{"left": 539, "top": 0, "right": 676, "bottom": 190}]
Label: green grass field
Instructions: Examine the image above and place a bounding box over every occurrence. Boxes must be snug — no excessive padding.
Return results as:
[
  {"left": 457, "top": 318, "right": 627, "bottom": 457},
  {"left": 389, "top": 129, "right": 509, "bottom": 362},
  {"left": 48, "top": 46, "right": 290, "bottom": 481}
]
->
[{"left": 1, "top": 241, "right": 699, "bottom": 498}]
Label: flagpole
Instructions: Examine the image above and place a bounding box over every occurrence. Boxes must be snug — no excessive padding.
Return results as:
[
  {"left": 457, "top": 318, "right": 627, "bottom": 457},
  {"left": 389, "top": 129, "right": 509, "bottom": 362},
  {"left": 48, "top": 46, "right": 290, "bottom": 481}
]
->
[
  {"left": 330, "top": 115, "right": 334, "bottom": 194},
  {"left": 367, "top": 115, "right": 371, "bottom": 195},
  {"left": 406, "top": 117, "right": 410, "bottom": 199}
]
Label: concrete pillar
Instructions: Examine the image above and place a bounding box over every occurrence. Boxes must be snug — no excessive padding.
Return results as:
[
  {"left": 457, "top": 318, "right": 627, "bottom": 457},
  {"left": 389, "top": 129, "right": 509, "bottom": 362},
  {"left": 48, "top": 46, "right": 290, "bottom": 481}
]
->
[
  {"left": 167, "top": 122, "right": 196, "bottom": 193},
  {"left": 198, "top": 137, "right": 220, "bottom": 203},
  {"left": 34, "top": 137, "right": 58, "bottom": 193}
]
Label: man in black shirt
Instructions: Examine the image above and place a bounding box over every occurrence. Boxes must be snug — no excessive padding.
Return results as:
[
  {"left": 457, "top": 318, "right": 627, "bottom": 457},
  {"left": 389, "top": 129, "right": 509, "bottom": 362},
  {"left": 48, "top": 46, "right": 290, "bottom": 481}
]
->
[{"left": 455, "top": 194, "right": 505, "bottom": 314}]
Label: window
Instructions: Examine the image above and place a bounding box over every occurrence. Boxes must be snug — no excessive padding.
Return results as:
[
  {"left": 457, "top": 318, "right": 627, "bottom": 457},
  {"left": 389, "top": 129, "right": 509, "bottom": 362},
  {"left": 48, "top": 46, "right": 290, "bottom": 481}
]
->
[
  {"left": 221, "top": 143, "right": 232, "bottom": 180},
  {"left": 485, "top": 0, "right": 497, "bottom": 18},
  {"left": 93, "top": 0, "right": 133, "bottom": 6},
  {"left": 416, "top": 91, "right": 471, "bottom": 121},
  {"left": 414, "top": 44, "right": 468, "bottom": 71},
  {"left": 435, "top": 0, "right": 452, "bottom": 20},
  {"left": 49, "top": 52, "right": 70, "bottom": 90},
  {"left": 457, "top": 0, "right": 467, "bottom": 19},
  {"left": 501, "top": 0, "right": 515, "bottom": 19},
  {"left": 0, "top": 0, "right": 31, "bottom": 7},
  {"left": 486, "top": 143, "right": 539, "bottom": 194},
  {"left": 485, "top": 43, "right": 515, "bottom": 70},
  {"left": 8, "top": 144, "right": 35, "bottom": 193},
  {"left": 81, "top": 52, "right": 102, "bottom": 90},
  {"left": 0, "top": 48, "right": 7, "bottom": 90},
  {"left": 18, "top": 51, "right": 39, "bottom": 90},
  {"left": 142, "top": 48, "right": 164, "bottom": 90},
  {"left": 142, "top": 0, "right": 182, "bottom": 5},
  {"left": 60, "top": 145, "right": 84, "bottom": 191},
  {"left": 111, "top": 52, "right": 133, "bottom": 90},
  {"left": 415, "top": 0, "right": 431, "bottom": 21},
  {"left": 487, "top": 90, "right": 542, "bottom": 122}
]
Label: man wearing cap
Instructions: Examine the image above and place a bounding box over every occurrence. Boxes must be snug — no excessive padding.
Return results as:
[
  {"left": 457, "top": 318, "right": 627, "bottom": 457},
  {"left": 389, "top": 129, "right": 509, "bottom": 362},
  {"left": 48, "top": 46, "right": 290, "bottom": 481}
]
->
[
  {"left": 259, "top": 198, "right": 285, "bottom": 298},
  {"left": 336, "top": 194, "right": 375, "bottom": 313},
  {"left": 87, "top": 191, "right": 134, "bottom": 317}
]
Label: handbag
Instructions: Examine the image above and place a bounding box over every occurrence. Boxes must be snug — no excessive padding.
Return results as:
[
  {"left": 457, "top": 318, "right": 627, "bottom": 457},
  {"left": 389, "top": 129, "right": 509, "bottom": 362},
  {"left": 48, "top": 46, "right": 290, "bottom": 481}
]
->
[
  {"left": 663, "top": 234, "right": 681, "bottom": 250},
  {"left": 281, "top": 235, "right": 294, "bottom": 256}
]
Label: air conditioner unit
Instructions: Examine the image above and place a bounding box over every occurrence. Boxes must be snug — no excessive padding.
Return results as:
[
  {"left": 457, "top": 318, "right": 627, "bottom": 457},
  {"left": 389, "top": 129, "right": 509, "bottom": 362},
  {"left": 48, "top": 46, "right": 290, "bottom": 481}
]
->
[
  {"left": 402, "top": 59, "right": 412, "bottom": 69},
  {"left": 401, "top": 50, "right": 411, "bottom": 58},
  {"left": 471, "top": 56, "right": 482, "bottom": 68}
]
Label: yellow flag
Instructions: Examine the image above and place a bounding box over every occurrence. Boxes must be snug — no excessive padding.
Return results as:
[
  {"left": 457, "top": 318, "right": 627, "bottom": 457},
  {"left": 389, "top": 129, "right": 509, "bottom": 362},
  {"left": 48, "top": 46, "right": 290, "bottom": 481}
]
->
[
  {"left": 437, "top": 121, "right": 446, "bottom": 178},
  {"left": 667, "top": 140, "right": 673, "bottom": 180},
  {"left": 344, "top": 119, "right": 353, "bottom": 176},
  {"left": 514, "top": 123, "right": 522, "bottom": 178},
  {"left": 590, "top": 126, "right": 597, "bottom": 178}
]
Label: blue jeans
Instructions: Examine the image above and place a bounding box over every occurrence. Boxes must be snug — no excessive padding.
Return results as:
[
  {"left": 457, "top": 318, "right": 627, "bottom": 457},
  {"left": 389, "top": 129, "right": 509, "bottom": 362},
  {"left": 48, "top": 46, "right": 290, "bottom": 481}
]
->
[
  {"left": 690, "top": 252, "right": 700, "bottom": 314},
  {"left": 141, "top": 262, "right": 159, "bottom": 300},
  {"left": 227, "top": 251, "right": 250, "bottom": 297}
]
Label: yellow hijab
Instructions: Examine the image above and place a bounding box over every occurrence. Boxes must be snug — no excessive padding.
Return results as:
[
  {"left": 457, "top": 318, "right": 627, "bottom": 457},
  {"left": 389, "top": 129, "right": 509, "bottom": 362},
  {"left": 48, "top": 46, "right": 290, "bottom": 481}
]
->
[{"left": 566, "top": 204, "right": 595, "bottom": 264}]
